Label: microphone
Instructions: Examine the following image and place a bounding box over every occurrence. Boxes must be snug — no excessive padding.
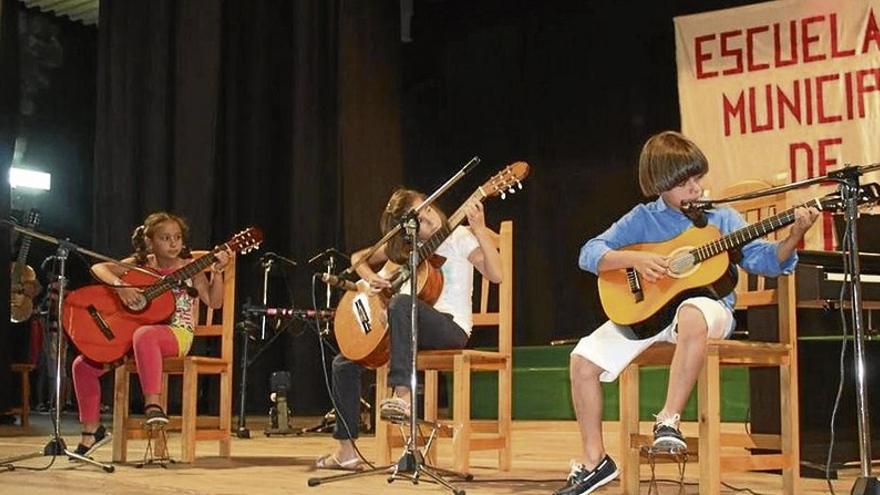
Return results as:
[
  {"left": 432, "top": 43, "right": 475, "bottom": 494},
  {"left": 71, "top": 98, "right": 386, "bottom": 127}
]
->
[
  {"left": 260, "top": 252, "right": 298, "bottom": 267},
  {"left": 320, "top": 272, "right": 358, "bottom": 291},
  {"left": 681, "top": 201, "right": 709, "bottom": 228}
]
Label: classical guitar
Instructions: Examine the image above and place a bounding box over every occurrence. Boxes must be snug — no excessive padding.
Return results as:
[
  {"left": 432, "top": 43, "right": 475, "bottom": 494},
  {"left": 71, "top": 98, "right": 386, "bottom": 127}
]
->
[
  {"left": 598, "top": 185, "right": 880, "bottom": 340},
  {"left": 62, "top": 227, "right": 263, "bottom": 363},
  {"left": 10, "top": 209, "right": 42, "bottom": 323},
  {"left": 334, "top": 161, "right": 530, "bottom": 368}
]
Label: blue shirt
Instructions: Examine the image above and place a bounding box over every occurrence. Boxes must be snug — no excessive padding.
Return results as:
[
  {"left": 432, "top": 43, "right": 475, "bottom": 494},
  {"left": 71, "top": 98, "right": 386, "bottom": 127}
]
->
[{"left": 579, "top": 196, "right": 798, "bottom": 311}]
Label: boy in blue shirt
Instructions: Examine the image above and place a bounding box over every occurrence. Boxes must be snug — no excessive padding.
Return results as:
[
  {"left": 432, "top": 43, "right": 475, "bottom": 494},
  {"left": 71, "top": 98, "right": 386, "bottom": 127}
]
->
[{"left": 556, "top": 131, "right": 819, "bottom": 495}]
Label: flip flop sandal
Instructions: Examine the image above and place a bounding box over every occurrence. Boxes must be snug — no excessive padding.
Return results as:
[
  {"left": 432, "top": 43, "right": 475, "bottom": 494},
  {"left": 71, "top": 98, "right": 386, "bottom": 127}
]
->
[{"left": 315, "top": 453, "right": 362, "bottom": 471}]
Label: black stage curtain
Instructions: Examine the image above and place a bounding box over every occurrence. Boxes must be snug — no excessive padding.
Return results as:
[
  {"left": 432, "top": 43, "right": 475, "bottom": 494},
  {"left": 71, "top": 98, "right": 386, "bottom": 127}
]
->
[
  {"left": 92, "top": 0, "right": 402, "bottom": 414},
  {"left": 0, "top": 0, "right": 19, "bottom": 410},
  {"left": 400, "top": 0, "right": 761, "bottom": 345}
]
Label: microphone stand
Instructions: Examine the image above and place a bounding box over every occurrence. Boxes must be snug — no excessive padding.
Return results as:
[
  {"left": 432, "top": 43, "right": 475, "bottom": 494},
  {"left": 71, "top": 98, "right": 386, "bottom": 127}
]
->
[
  {"left": 688, "top": 163, "right": 880, "bottom": 494},
  {"left": 308, "top": 158, "right": 478, "bottom": 494},
  {"left": 0, "top": 225, "right": 115, "bottom": 473}
]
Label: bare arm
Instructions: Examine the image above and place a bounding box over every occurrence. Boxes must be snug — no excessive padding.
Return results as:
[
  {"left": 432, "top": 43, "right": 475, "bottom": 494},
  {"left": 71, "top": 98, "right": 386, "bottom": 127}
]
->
[
  {"left": 350, "top": 245, "right": 392, "bottom": 292},
  {"left": 464, "top": 201, "right": 503, "bottom": 283},
  {"left": 775, "top": 206, "right": 820, "bottom": 262}
]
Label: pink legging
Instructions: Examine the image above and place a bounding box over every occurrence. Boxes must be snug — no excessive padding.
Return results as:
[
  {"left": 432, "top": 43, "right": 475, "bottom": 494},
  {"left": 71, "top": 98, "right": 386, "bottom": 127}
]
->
[{"left": 72, "top": 325, "right": 179, "bottom": 423}]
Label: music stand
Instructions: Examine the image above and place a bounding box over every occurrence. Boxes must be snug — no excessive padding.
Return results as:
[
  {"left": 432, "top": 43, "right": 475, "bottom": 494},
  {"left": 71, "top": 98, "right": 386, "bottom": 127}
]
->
[{"left": 308, "top": 157, "right": 480, "bottom": 494}]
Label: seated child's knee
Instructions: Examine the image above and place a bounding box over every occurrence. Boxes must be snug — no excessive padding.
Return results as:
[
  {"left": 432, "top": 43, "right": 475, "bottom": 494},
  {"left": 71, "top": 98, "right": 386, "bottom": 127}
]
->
[
  {"left": 677, "top": 305, "right": 708, "bottom": 338},
  {"left": 570, "top": 354, "right": 602, "bottom": 381}
]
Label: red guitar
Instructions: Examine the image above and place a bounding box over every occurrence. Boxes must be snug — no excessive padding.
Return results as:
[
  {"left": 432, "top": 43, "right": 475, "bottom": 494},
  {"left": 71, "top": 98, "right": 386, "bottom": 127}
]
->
[{"left": 62, "top": 227, "right": 263, "bottom": 363}]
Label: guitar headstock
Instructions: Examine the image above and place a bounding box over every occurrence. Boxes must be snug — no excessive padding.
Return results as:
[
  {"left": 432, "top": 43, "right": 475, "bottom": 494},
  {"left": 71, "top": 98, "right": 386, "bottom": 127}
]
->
[
  {"left": 480, "top": 161, "right": 530, "bottom": 200},
  {"left": 817, "top": 182, "right": 880, "bottom": 212},
  {"left": 223, "top": 227, "right": 264, "bottom": 255}
]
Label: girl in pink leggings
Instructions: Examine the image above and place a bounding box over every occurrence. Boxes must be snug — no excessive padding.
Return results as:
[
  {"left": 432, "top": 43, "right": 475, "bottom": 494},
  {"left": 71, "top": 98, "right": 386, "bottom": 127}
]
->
[{"left": 71, "top": 212, "right": 230, "bottom": 457}]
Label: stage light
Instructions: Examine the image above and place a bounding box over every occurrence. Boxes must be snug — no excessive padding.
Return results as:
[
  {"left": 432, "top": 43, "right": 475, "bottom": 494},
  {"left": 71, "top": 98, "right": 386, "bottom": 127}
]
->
[{"left": 9, "top": 167, "right": 51, "bottom": 191}]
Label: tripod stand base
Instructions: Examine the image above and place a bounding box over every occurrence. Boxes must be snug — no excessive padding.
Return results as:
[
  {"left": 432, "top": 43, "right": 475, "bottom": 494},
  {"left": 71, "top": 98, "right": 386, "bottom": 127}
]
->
[
  {"left": 852, "top": 477, "right": 880, "bottom": 495},
  {"left": 0, "top": 436, "right": 115, "bottom": 473},
  {"left": 235, "top": 426, "right": 251, "bottom": 439}
]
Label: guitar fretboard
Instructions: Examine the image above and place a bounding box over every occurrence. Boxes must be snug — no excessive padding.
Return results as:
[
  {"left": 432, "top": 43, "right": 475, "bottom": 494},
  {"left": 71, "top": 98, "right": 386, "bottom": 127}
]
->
[
  {"left": 141, "top": 250, "right": 219, "bottom": 301},
  {"left": 414, "top": 189, "right": 485, "bottom": 261},
  {"left": 690, "top": 198, "right": 821, "bottom": 262}
]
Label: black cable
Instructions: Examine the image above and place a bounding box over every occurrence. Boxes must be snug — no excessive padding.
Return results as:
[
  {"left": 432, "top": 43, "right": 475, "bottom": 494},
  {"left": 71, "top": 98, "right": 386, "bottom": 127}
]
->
[
  {"left": 311, "top": 274, "right": 376, "bottom": 469},
  {"left": 826, "top": 219, "right": 852, "bottom": 495},
  {"left": 721, "top": 481, "right": 769, "bottom": 495}
]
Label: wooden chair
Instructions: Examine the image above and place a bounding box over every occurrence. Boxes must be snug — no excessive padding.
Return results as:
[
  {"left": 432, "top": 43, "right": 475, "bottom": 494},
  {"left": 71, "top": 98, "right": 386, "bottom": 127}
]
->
[
  {"left": 618, "top": 181, "right": 801, "bottom": 495},
  {"left": 112, "top": 251, "right": 236, "bottom": 463},
  {"left": 9, "top": 363, "right": 35, "bottom": 428},
  {"left": 375, "top": 220, "right": 514, "bottom": 473}
]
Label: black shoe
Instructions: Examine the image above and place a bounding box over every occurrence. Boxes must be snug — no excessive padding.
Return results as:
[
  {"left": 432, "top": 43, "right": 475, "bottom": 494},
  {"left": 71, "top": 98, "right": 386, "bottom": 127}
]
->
[
  {"left": 652, "top": 413, "right": 686, "bottom": 451},
  {"left": 71, "top": 424, "right": 112, "bottom": 459},
  {"left": 144, "top": 403, "right": 169, "bottom": 425},
  {"left": 554, "top": 455, "right": 619, "bottom": 495}
]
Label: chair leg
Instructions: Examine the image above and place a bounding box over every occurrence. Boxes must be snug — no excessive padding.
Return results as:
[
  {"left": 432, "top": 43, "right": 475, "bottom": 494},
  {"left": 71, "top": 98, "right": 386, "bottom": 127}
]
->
[
  {"left": 112, "top": 365, "right": 130, "bottom": 463},
  {"left": 698, "top": 351, "right": 721, "bottom": 495},
  {"left": 20, "top": 368, "right": 31, "bottom": 428},
  {"left": 498, "top": 359, "right": 512, "bottom": 471},
  {"left": 374, "top": 364, "right": 392, "bottom": 465},
  {"left": 452, "top": 354, "right": 472, "bottom": 474},
  {"left": 781, "top": 362, "right": 801, "bottom": 494},
  {"left": 424, "top": 370, "right": 439, "bottom": 467},
  {"left": 181, "top": 363, "right": 198, "bottom": 463},
  {"left": 219, "top": 365, "right": 232, "bottom": 457},
  {"left": 619, "top": 364, "right": 640, "bottom": 495}
]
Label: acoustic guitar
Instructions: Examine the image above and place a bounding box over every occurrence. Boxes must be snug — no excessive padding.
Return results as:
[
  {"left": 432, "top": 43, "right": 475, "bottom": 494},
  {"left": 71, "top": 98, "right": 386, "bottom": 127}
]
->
[
  {"left": 62, "top": 227, "right": 263, "bottom": 363},
  {"left": 10, "top": 209, "right": 42, "bottom": 323},
  {"left": 334, "top": 161, "right": 530, "bottom": 368},
  {"left": 598, "top": 185, "right": 880, "bottom": 340}
]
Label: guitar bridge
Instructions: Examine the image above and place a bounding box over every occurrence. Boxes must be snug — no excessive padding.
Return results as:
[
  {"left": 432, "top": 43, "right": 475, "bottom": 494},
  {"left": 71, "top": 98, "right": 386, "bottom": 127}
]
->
[
  {"left": 87, "top": 305, "right": 116, "bottom": 341},
  {"left": 626, "top": 268, "right": 644, "bottom": 303},
  {"left": 352, "top": 294, "right": 372, "bottom": 334}
]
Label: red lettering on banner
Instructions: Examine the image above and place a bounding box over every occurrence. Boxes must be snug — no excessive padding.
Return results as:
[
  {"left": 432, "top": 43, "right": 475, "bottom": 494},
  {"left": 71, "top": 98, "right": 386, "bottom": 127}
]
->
[
  {"left": 695, "top": 34, "right": 717, "bottom": 79},
  {"left": 845, "top": 72, "right": 855, "bottom": 120},
  {"left": 802, "top": 15, "right": 826, "bottom": 63},
  {"left": 748, "top": 86, "right": 774, "bottom": 132},
  {"left": 804, "top": 77, "right": 814, "bottom": 125},
  {"left": 720, "top": 30, "right": 744, "bottom": 75},
  {"left": 830, "top": 13, "right": 856, "bottom": 58},
  {"left": 789, "top": 142, "right": 814, "bottom": 180},
  {"left": 746, "top": 26, "right": 770, "bottom": 71},
  {"left": 723, "top": 92, "right": 746, "bottom": 136},
  {"left": 816, "top": 74, "right": 843, "bottom": 123},
  {"left": 863, "top": 9, "right": 880, "bottom": 53},
  {"left": 776, "top": 82, "right": 801, "bottom": 129},
  {"left": 856, "top": 68, "right": 880, "bottom": 118},
  {"left": 774, "top": 20, "right": 798, "bottom": 67}
]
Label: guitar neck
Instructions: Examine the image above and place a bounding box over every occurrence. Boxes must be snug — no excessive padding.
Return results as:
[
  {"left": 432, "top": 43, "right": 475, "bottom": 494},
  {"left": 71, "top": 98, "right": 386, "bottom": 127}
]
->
[
  {"left": 141, "top": 250, "right": 218, "bottom": 301},
  {"left": 692, "top": 198, "right": 821, "bottom": 262},
  {"left": 416, "top": 189, "right": 484, "bottom": 260}
]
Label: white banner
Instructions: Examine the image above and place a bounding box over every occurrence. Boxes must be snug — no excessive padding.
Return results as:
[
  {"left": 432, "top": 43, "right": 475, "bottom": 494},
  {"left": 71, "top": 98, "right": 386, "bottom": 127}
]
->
[{"left": 675, "top": 0, "right": 880, "bottom": 249}]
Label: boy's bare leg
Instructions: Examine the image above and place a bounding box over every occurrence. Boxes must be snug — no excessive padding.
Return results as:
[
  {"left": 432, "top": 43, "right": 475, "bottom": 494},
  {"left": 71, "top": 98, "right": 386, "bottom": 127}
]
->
[
  {"left": 570, "top": 354, "right": 607, "bottom": 470},
  {"left": 659, "top": 305, "right": 708, "bottom": 418}
]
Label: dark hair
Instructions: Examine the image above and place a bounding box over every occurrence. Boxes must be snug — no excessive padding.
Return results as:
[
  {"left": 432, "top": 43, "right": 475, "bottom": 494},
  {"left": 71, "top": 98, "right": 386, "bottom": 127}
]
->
[
  {"left": 131, "top": 212, "right": 193, "bottom": 265},
  {"left": 638, "top": 131, "right": 709, "bottom": 196},
  {"left": 379, "top": 188, "right": 448, "bottom": 264}
]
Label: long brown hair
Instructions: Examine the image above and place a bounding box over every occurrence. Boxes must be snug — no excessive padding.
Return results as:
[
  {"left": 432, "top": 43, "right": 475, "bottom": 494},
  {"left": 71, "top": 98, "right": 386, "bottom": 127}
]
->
[
  {"left": 379, "top": 188, "right": 448, "bottom": 264},
  {"left": 131, "top": 212, "right": 193, "bottom": 266}
]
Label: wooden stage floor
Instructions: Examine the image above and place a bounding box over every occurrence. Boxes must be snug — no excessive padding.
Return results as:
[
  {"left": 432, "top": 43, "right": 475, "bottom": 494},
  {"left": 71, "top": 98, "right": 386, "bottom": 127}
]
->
[{"left": 0, "top": 414, "right": 860, "bottom": 494}]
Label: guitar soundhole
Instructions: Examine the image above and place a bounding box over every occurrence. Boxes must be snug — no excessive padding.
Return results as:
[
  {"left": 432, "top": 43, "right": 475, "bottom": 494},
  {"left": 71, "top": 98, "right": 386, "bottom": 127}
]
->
[{"left": 668, "top": 251, "right": 698, "bottom": 278}]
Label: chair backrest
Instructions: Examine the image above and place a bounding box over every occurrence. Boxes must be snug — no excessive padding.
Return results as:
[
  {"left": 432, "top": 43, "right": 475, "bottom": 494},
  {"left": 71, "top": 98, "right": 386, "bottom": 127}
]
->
[
  {"left": 720, "top": 181, "right": 796, "bottom": 345},
  {"left": 188, "top": 250, "right": 237, "bottom": 362},
  {"left": 470, "top": 220, "right": 513, "bottom": 357}
]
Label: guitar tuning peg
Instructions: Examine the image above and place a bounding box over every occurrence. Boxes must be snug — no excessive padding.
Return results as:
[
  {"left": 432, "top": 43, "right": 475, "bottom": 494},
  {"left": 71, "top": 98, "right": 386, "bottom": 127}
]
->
[
  {"left": 508, "top": 187, "right": 515, "bottom": 194},
  {"left": 517, "top": 180, "right": 523, "bottom": 189},
  {"left": 500, "top": 191, "right": 507, "bottom": 200}
]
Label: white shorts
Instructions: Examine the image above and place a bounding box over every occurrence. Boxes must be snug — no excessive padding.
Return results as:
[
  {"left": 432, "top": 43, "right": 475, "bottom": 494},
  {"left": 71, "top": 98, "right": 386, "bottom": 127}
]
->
[{"left": 571, "top": 297, "right": 735, "bottom": 383}]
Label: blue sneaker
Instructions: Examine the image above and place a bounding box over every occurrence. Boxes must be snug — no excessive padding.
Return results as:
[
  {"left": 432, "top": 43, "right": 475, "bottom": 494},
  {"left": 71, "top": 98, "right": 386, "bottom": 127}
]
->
[
  {"left": 652, "top": 413, "right": 687, "bottom": 451},
  {"left": 554, "top": 455, "right": 619, "bottom": 495}
]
